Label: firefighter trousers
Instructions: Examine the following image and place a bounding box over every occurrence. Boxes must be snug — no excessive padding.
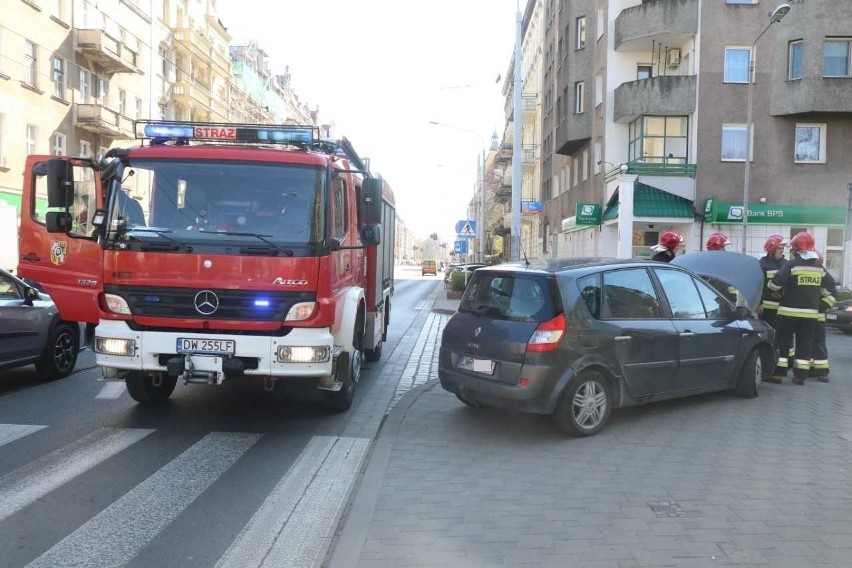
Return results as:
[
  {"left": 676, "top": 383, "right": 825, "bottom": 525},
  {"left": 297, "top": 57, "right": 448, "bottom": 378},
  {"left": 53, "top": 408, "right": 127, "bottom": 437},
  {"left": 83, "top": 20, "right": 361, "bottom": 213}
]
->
[
  {"left": 774, "top": 316, "right": 816, "bottom": 381},
  {"left": 811, "top": 319, "right": 829, "bottom": 378}
]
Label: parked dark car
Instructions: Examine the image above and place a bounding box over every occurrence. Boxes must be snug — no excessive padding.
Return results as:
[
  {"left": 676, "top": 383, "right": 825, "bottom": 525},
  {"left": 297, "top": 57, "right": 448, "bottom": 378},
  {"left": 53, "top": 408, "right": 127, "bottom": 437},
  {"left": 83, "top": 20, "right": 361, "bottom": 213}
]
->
[
  {"left": 825, "top": 299, "right": 852, "bottom": 334},
  {"left": 0, "top": 268, "right": 80, "bottom": 379},
  {"left": 438, "top": 255, "right": 775, "bottom": 436}
]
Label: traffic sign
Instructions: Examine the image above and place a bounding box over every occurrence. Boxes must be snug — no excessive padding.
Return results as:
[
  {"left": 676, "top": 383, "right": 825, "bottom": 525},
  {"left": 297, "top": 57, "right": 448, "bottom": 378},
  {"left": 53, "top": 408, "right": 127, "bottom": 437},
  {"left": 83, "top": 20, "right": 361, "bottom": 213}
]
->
[
  {"left": 454, "top": 240, "right": 468, "bottom": 254},
  {"left": 455, "top": 220, "right": 477, "bottom": 239}
]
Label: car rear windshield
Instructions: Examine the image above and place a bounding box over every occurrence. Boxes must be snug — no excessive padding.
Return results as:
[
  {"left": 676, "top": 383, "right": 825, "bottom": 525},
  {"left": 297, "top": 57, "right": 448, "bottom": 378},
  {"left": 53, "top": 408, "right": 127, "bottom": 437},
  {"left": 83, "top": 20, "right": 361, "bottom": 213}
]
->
[{"left": 459, "top": 272, "right": 561, "bottom": 322}]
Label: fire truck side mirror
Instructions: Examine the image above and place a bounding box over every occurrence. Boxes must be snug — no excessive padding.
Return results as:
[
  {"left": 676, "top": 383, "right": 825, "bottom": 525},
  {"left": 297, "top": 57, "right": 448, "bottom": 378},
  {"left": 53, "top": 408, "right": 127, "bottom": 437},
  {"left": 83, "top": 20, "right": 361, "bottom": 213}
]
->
[
  {"left": 45, "top": 211, "right": 71, "bottom": 233},
  {"left": 360, "top": 225, "right": 382, "bottom": 246},
  {"left": 360, "top": 178, "right": 383, "bottom": 225},
  {"left": 47, "top": 158, "right": 74, "bottom": 208}
]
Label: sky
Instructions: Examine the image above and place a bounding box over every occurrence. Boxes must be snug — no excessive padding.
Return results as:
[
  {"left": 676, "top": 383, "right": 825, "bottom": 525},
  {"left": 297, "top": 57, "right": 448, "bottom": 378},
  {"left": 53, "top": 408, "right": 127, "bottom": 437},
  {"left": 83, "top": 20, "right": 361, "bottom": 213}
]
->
[{"left": 215, "top": 0, "right": 522, "bottom": 242}]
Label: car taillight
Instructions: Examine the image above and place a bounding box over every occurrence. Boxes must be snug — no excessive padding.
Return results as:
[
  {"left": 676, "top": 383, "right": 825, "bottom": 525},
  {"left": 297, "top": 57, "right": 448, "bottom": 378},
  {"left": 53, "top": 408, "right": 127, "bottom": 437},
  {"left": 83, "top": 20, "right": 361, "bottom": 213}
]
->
[{"left": 527, "top": 314, "right": 566, "bottom": 352}]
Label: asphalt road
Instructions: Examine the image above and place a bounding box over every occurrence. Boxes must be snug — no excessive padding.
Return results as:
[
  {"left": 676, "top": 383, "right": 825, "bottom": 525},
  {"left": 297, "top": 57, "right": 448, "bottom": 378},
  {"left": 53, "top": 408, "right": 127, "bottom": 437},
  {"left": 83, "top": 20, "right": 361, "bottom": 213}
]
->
[{"left": 0, "top": 267, "right": 440, "bottom": 568}]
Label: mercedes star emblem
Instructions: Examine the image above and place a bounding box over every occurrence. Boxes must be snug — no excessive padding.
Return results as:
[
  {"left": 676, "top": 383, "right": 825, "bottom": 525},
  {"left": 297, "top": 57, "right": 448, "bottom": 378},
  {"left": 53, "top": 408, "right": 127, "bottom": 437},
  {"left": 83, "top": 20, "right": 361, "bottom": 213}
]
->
[
  {"left": 194, "top": 290, "right": 219, "bottom": 315},
  {"left": 474, "top": 326, "right": 481, "bottom": 337}
]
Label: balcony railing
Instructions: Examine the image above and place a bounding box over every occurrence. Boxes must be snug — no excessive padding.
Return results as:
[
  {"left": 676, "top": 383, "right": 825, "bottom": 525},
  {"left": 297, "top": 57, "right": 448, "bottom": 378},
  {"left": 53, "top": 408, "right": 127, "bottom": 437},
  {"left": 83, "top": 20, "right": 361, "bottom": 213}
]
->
[
  {"left": 75, "top": 104, "right": 134, "bottom": 139},
  {"left": 76, "top": 29, "right": 140, "bottom": 75},
  {"left": 613, "top": 75, "right": 697, "bottom": 123},
  {"left": 625, "top": 161, "right": 697, "bottom": 178},
  {"left": 174, "top": 28, "right": 215, "bottom": 61},
  {"left": 614, "top": 0, "right": 698, "bottom": 51}
]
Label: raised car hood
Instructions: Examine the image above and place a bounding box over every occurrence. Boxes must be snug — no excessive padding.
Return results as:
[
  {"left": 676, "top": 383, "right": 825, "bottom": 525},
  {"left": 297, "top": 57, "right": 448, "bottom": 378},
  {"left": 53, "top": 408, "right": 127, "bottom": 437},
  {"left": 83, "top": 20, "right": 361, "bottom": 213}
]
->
[{"left": 671, "top": 251, "right": 764, "bottom": 312}]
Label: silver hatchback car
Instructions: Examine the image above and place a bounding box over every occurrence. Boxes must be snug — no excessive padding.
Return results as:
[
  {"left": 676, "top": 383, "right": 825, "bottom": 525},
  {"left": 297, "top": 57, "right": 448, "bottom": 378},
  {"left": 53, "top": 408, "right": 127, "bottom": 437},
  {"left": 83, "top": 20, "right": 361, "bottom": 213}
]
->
[{"left": 0, "top": 268, "right": 80, "bottom": 380}]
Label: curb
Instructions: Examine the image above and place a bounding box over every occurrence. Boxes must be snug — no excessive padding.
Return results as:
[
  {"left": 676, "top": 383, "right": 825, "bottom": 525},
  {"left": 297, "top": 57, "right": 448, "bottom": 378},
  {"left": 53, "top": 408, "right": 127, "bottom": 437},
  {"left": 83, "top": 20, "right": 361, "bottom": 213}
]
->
[{"left": 326, "top": 377, "right": 442, "bottom": 568}]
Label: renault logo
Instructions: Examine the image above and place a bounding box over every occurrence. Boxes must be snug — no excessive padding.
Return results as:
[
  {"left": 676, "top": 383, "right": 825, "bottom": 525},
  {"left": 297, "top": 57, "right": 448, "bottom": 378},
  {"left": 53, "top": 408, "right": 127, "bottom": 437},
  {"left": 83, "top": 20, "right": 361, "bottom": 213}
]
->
[{"left": 194, "top": 290, "right": 219, "bottom": 315}]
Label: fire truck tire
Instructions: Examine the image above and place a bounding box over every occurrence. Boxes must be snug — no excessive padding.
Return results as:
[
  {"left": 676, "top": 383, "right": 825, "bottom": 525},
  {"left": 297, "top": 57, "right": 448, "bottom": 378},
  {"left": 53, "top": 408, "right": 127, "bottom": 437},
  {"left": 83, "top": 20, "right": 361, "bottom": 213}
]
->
[
  {"left": 35, "top": 322, "right": 79, "bottom": 381},
  {"left": 325, "top": 348, "right": 361, "bottom": 412},
  {"left": 125, "top": 372, "right": 177, "bottom": 404},
  {"left": 365, "top": 342, "right": 382, "bottom": 362}
]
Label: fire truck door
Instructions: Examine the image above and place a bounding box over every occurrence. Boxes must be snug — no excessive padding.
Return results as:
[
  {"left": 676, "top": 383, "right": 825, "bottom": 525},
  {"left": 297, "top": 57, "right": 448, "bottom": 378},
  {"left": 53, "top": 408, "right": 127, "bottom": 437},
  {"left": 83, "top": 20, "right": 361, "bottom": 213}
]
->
[{"left": 17, "top": 156, "right": 104, "bottom": 325}]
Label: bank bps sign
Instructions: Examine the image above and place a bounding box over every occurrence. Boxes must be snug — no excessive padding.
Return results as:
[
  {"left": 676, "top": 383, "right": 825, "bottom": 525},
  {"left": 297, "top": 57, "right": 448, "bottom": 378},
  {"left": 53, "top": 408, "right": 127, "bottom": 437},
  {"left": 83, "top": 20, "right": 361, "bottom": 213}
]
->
[{"left": 703, "top": 198, "right": 845, "bottom": 226}]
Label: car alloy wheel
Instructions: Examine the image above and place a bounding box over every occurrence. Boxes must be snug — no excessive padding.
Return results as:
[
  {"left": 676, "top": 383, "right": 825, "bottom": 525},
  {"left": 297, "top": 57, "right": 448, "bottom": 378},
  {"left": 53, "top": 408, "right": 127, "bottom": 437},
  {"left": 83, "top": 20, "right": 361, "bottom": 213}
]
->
[
  {"left": 572, "top": 380, "right": 607, "bottom": 430},
  {"left": 553, "top": 371, "right": 612, "bottom": 437}
]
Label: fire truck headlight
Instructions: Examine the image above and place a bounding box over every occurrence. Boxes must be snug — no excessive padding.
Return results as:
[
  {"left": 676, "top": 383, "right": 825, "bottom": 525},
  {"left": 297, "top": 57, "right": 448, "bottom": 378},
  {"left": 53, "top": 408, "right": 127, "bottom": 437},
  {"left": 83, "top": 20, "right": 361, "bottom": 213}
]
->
[
  {"left": 104, "top": 294, "right": 132, "bottom": 315},
  {"left": 285, "top": 301, "right": 316, "bottom": 321},
  {"left": 94, "top": 337, "right": 136, "bottom": 357},
  {"left": 276, "top": 346, "right": 330, "bottom": 364}
]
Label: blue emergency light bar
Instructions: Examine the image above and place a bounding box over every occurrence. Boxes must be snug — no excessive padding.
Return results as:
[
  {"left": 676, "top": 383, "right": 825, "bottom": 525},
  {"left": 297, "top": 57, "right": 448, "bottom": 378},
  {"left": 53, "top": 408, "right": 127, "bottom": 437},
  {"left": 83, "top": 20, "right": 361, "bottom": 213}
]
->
[{"left": 135, "top": 120, "right": 319, "bottom": 146}]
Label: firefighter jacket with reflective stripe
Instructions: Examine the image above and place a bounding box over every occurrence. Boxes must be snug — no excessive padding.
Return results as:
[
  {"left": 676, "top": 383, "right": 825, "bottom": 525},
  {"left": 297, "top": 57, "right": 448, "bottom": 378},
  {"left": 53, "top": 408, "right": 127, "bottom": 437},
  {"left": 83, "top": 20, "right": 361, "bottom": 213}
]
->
[
  {"left": 769, "top": 257, "right": 836, "bottom": 319},
  {"left": 759, "top": 255, "right": 786, "bottom": 312}
]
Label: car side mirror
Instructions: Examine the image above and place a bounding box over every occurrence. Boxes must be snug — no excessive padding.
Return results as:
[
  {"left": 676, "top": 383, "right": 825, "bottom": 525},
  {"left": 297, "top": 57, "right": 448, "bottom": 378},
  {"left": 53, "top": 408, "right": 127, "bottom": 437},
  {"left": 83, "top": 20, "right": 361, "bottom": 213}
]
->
[
  {"left": 24, "top": 287, "right": 39, "bottom": 305},
  {"left": 733, "top": 305, "right": 751, "bottom": 319}
]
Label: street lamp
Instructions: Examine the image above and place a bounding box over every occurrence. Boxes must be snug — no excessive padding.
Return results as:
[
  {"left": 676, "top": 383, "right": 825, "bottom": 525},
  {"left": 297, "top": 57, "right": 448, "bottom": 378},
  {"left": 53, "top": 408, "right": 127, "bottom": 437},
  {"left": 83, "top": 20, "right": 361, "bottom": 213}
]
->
[
  {"left": 741, "top": 2, "right": 792, "bottom": 254},
  {"left": 428, "top": 121, "right": 488, "bottom": 263}
]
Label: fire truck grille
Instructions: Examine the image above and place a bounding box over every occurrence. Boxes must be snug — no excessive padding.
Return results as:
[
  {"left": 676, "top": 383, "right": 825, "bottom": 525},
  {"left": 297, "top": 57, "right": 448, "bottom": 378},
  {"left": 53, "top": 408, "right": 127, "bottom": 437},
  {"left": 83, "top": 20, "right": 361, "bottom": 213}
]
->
[{"left": 105, "top": 285, "right": 316, "bottom": 321}]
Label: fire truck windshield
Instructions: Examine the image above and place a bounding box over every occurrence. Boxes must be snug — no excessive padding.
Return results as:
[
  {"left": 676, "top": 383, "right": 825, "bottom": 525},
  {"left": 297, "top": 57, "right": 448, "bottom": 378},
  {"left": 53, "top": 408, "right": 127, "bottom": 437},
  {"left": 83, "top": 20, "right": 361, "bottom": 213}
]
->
[{"left": 112, "top": 159, "right": 326, "bottom": 247}]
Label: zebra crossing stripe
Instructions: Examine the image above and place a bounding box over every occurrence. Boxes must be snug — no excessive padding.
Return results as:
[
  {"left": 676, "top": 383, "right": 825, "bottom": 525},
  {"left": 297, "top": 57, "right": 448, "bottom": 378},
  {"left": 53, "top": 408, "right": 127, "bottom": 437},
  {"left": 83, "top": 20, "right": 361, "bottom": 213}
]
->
[
  {"left": 216, "top": 435, "right": 370, "bottom": 568},
  {"left": 26, "top": 431, "right": 261, "bottom": 568},
  {"left": 0, "top": 424, "right": 46, "bottom": 449},
  {"left": 0, "top": 427, "right": 154, "bottom": 522},
  {"left": 95, "top": 382, "right": 127, "bottom": 399}
]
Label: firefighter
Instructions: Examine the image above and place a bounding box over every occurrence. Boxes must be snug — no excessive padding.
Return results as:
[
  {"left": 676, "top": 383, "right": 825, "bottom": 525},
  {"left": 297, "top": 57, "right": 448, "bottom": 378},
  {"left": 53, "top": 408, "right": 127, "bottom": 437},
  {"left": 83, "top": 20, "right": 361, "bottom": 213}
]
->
[
  {"left": 810, "top": 251, "right": 835, "bottom": 382},
  {"left": 650, "top": 230, "right": 683, "bottom": 263},
  {"left": 759, "top": 235, "right": 788, "bottom": 330},
  {"left": 705, "top": 232, "right": 732, "bottom": 251},
  {"left": 768, "top": 232, "right": 836, "bottom": 385}
]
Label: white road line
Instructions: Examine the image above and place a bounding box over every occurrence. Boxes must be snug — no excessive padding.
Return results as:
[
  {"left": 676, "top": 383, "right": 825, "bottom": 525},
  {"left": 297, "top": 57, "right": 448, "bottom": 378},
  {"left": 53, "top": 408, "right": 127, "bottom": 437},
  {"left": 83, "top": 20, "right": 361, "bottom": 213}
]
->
[
  {"left": 0, "top": 424, "right": 47, "bottom": 449},
  {"left": 27, "top": 431, "right": 261, "bottom": 568},
  {"left": 414, "top": 300, "right": 429, "bottom": 310},
  {"left": 216, "top": 435, "right": 370, "bottom": 568},
  {"left": 0, "top": 427, "right": 154, "bottom": 522},
  {"left": 95, "top": 382, "right": 126, "bottom": 399}
]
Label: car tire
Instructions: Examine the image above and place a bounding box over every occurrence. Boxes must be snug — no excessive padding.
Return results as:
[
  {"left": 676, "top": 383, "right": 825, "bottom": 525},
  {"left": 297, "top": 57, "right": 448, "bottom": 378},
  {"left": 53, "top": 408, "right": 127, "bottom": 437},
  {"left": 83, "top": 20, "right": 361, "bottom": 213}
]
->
[
  {"left": 125, "top": 372, "right": 177, "bottom": 404},
  {"left": 552, "top": 371, "right": 612, "bottom": 437},
  {"left": 35, "top": 322, "right": 79, "bottom": 381},
  {"left": 735, "top": 349, "right": 762, "bottom": 398},
  {"left": 325, "top": 349, "right": 361, "bottom": 412},
  {"left": 455, "top": 392, "right": 482, "bottom": 408},
  {"left": 364, "top": 341, "right": 382, "bottom": 362}
]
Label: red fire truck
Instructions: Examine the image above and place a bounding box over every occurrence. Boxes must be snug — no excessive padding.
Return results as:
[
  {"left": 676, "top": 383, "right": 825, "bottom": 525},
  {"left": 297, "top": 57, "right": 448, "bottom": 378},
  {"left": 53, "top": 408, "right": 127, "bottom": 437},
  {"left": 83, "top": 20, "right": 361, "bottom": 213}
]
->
[{"left": 17, "top": 121, "right": 395, "bottom": 411}]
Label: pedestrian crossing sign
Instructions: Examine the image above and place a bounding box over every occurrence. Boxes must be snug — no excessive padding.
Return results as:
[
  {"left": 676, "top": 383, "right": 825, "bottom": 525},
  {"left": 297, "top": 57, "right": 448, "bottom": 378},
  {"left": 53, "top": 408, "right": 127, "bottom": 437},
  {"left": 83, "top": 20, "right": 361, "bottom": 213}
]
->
[{"left": 455, "top": 220, "right": 477, "bottom": 238}]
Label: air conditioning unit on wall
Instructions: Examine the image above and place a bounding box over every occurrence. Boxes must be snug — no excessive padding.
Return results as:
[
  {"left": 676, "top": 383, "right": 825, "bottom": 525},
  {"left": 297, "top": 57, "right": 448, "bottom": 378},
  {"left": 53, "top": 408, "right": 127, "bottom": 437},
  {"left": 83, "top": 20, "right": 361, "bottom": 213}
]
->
[{"left": 667, "top": 48, "right": 682, "bottom": 68}]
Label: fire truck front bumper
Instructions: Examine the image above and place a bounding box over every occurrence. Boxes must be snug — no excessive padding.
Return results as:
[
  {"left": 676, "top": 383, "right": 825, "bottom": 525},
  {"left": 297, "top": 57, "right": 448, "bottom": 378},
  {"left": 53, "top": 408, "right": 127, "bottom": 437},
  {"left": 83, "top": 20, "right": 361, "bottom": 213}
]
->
[{"left": 93, "top": 320, "right": 335, "bottom": 382}]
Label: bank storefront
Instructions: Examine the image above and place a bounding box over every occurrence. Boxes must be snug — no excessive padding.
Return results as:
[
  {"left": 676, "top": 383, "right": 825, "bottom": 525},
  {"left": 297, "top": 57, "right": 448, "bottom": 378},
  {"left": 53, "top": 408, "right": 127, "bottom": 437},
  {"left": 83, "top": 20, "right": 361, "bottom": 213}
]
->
[{"left": 703, "top": 198, "right": 846, "bottom": 283}]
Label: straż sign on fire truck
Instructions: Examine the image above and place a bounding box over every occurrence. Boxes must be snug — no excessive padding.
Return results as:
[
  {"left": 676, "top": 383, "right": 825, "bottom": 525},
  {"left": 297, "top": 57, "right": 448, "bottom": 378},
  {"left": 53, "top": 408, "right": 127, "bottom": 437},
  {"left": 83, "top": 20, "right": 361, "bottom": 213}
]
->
[{"left": 17, "top": 121, "right": 396, "bottom": 411}]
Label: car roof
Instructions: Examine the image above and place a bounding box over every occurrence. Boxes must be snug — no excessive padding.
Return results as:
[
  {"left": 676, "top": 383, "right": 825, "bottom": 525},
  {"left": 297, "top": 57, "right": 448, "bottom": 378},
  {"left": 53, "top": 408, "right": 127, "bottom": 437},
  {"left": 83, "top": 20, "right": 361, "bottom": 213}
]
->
[{"left": 475, "top": 257, "right": 660, "bottom": 276}]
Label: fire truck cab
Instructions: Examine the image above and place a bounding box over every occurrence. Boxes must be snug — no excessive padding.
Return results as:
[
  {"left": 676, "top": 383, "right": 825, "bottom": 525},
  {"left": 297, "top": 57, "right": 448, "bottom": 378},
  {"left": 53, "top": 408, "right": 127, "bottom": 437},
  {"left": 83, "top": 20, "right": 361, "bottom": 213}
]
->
[{"left": 17, "top": 121, "right": 395, "bottom": 411}]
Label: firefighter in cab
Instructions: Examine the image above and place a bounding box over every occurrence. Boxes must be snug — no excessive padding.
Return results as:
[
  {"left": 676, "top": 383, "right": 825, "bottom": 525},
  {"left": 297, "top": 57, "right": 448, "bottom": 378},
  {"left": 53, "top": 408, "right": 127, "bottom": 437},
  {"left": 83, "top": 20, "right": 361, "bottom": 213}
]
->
[
  {"left": 767, "top": 232, "right": 836, "bottom": 385},
  {"left": 705, "top": 232, "right": 732, "bottom": 251},
  {"left": 810, "top": 251, "right": 835, "bottom": 382},
  {"left": 650, "top": 230, "right": 684, "bottom": 263},
  {"left": 759, "top": 235, "right": 788, "bottom": 329}
]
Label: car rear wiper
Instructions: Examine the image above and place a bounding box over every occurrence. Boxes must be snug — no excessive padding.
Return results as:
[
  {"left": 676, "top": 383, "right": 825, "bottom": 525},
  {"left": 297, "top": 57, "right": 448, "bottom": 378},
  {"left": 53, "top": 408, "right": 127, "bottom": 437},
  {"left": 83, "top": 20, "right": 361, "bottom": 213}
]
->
[
  {"left": 124, "top": 227, "right": 193, "bottom": 252},
  {"left": 199, "top": 230, "right": 294, "bottom": 257}
]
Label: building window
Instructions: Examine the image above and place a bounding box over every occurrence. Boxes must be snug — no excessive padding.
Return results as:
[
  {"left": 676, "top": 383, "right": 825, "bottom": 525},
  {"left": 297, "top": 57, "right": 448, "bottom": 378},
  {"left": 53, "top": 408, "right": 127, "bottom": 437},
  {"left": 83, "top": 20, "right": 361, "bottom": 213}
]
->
[
  {"left": 794, "top": 123, "right": 827, "bottom": 163},
  {"left": 24, "top": 40, "right": 37, "bottom": 87},
  {"left": 574, "top": 81, "right": 585, "bottom": 114},
  {"left": 576, "top": 17, "right": 586, "bottom": 49},
  {"left": 26, "top": 124, "right": 37, "bottom": 155},
  {"left": 79, "top": 70, "right": 89, "bottom": 102},
  {"left": 52, "top": 132, "right": 66, "bottom": 156},
  {"left": 824, "top": 39, "right": 851, "bottom": 77},
  {"left": 788, "top": 40, "right": 804, "bottom": 80},
  {"left": 118, "top": 89, "right": 126, "bottom": 116},
  {"left": 628, "top": 116, "right": 689, "bottom": 164},
  {"left": 49, "top": 0, "right": 65, "bottom": 20},
  {"left": 572, "top": 157, "right": 579, "bottom": 186},
  {"left": 596, "top": 9, "right": 604, "bottom": 41},
  {"left": 637, "top": 64, "right": 652, "bottom": 80},
  {"left": 96, "top": 76, "right": 108, "bottom": 105},
  {"left": 135, "top": 97, "right": 142, "bottom": 120},
  {"left": 52, "top": 57, "right": 65, "bottom": 99},
  {"left": 726, "top": 0, "right": 757, "bottom": 4},
  {"left": 159, "top": 45, "right": 168, "bottom": 77},
  {"left": 80, "top": 140, "right": 92, "bottom": 158},
  {"left": 721, "top": 124, "right": 750, "bottom": 162},
  {"left": 594, "top": 141, "right": 602, "bottom": 174},
  {"left": 724, "top": 47, "right": 751, "bottom": 83},
  {"left": 594, "top": 74, "right": 603, "bottom": 107},
  {"left": 582, "top": 149, "right": 589, "bottom": 181}
]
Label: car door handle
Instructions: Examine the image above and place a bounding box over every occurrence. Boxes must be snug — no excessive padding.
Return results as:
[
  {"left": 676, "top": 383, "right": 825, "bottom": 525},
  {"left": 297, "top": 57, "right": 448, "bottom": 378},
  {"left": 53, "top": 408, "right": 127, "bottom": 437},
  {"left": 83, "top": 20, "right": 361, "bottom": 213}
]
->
[
  {"left": 614, "top": 336, "right": 632, "bottom": 343},
  {"left": 20, "top": 254, "right": 40, "bottom": 262},
  {"left": 679, "top": 332, "right": 695, "bottom": 338}
]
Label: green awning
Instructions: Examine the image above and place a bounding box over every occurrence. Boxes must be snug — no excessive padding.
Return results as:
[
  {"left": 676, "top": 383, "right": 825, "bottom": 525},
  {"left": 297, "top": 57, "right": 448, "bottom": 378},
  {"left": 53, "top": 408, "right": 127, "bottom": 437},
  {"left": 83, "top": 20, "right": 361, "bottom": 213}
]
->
[{"left": 603, "top": 183, "right": 694, "bottom": 221}]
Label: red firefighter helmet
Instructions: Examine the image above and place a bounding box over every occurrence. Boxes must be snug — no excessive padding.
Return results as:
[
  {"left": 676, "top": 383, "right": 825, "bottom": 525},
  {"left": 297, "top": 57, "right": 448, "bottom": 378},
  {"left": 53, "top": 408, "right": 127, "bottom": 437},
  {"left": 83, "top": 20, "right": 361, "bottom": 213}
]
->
[
  {"left": 790, "top": 231, "right": 815, "bottom": 254},
  {"left": 658, "top": 230, "right": 684, "bottom": 252},
  {"left": 705, "top": 232, "right": 731, "bottom": 251},
  {"left": 764, "top": 234, "right": 788, "bottom": 254}
]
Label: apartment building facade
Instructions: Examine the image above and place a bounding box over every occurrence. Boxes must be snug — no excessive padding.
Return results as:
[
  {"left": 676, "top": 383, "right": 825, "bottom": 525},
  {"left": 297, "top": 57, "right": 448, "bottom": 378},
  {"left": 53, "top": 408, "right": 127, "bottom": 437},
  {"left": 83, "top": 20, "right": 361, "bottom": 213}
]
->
[{"left": 537, "top": 0, "right": 852, "bottom": 282}]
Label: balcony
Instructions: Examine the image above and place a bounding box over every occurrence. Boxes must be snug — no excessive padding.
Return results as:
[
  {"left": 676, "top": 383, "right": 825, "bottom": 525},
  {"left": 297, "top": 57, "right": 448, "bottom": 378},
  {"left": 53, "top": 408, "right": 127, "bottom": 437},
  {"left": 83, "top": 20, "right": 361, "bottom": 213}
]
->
[
  {"left": 555, "top": 112, "right": 591, "bottom": 156},
  {"left": 771, "top": 78, "right": 852, "bottom": 116},
  {"left": 522, "top": 145, "right": 538, "bottom": 166},
  {"left": 75, "top": 104, "right": 134, "bottom": 139},
  {"left": 173, "top": 80, "right": 229, "bottom": 119},
  {"left": 614, "top": 0, "right": 698, "bottom": 52},
  {"left": 613, "top": 75, "right": 696, "bottom": 123},
  {"left": 625, "top": 161, "right": 697, "bottom": 178},
  {"left": 76, "top": 29, "right": 140, "bottom": 75},
  {"left": 521, "top": 96, "right": 537, "bottom": 116},
  {"left": 173, "top": 28, "right": 216, "bottom": 62}
]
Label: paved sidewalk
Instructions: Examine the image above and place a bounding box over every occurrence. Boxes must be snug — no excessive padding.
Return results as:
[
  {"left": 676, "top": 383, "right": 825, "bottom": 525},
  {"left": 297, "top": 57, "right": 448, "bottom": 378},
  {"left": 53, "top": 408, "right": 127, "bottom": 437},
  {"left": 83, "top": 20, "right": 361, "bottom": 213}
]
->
[{"left": 329, "top": 291, "right": 852, "bottom": 568}]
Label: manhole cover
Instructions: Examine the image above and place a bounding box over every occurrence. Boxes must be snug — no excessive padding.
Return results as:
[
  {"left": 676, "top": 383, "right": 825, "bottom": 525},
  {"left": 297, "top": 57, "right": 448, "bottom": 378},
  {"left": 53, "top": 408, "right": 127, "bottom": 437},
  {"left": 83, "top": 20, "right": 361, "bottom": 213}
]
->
[{"left": 647, "top": 501, "right": 686, "bottom": 518}]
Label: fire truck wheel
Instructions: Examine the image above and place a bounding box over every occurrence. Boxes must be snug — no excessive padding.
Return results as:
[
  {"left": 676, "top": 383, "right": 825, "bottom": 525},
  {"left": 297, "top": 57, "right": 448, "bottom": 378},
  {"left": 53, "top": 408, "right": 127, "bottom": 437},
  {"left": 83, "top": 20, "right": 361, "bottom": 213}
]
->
[
  {"left": 35, "top": 322, "right": 79, "bottom": 381},
  {"left": 365, "top": 341, "right": 382, "bottom": 362},
  {"left": 325, "top": 349, "right": 361, "bottom": 412},
  {"left": 125, "top": 372, "right": 177, "bottom": 404}
]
